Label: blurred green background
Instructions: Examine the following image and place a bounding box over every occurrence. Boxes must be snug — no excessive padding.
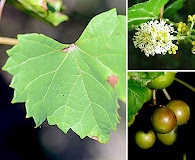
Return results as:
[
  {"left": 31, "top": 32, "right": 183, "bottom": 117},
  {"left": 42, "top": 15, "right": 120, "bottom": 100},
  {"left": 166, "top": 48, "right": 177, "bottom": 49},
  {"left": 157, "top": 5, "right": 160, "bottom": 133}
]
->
[{"left": 128, "top": 0, "right": 195, "bottom": 69}]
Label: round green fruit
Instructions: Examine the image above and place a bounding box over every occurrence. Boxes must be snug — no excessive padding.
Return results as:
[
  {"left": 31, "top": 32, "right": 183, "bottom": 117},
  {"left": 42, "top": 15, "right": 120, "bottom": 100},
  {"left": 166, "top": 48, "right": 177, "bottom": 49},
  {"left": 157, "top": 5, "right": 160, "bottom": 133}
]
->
[
  {"left": 166, "top": 100, "right": 190, "bottom": 126},
  {"left": 148, "top": 72, "right": 176, "bottom": 90},
  {"left": 157, "top": 126, "right": 178, "bottom": 145},
  {"left": 151, "top": 107, "right": 177, "bottom": 134},
  {"left": 135, "top": 130, "right": 156, "bottom": 149}
]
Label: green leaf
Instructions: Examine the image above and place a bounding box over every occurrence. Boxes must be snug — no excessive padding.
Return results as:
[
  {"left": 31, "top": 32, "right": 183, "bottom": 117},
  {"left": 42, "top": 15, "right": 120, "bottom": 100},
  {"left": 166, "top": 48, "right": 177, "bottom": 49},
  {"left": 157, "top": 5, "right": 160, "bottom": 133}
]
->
[
  {"left": 128, "top": 0, "right": 169, "bottom": 30},
  {"left": 7, "top": 0, "right": 68, "bottom": 26},
  {"left": 2, "top": 9, "right": 126, "bottom": 144},
  {"left": 128, "top": 79, "right": 152, "bottom": 121},
  {"left": 76, "top": 9, "right": 126, "bottom": 103},
  {"left": 164, "top": 0, "right": 185, "bottom": 18}
]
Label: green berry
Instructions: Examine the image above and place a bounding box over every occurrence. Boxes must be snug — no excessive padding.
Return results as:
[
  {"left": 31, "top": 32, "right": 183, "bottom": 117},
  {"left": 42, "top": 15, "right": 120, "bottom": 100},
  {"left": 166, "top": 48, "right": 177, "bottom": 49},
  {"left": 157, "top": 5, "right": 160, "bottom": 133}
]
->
[
  {"left": 135, "top": 130, "right": 156, "bottom": 149},
  {"left": 148, "top": 72, "right": 176, "bottom": 90}
]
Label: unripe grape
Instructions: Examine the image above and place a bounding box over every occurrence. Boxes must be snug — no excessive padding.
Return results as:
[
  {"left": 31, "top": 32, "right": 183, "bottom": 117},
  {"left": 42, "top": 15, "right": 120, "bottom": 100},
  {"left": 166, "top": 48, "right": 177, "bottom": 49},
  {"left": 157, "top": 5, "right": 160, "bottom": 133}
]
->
[
  {"left": 151, "top": 107, "right": 177, "bottom": 134},
  {"left": 135, "top": 130, "right": 156, "bottom": 149},
  {"left": 148, "top": 72, "right": 176, "bottom": 90},
  {"left": 157, "top": 126, "right": 178, "bottom": 145}
]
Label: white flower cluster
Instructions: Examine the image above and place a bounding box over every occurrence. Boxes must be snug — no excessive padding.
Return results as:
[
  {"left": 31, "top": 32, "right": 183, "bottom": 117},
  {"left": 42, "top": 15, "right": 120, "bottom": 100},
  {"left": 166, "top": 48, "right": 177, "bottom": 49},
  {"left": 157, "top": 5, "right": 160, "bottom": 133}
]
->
[{"left": 133, "top": 20, "right": 177, "bottom": 57}]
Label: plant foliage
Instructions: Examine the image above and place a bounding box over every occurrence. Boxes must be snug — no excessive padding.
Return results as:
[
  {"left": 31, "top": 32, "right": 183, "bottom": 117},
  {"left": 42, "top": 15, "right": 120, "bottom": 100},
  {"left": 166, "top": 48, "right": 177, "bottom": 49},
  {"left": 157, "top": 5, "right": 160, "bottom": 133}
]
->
[
  {"left": 7, "top": 0, "right": 68, "bottom": 26},
  {"left": 2, "top": 9, "right": 126, "bottom": 143}
]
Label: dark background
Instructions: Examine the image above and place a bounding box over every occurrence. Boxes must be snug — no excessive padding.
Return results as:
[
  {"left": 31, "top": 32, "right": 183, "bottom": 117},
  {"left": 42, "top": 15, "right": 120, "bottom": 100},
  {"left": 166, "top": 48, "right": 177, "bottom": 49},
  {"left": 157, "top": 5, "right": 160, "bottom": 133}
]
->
[
  {"left": 0, "top": 1, "right": 126, "bottom": 160},
  {"left": 128, "top": 72, "right": 194, "bottom": 160},
  {"left": 128, "top": 0, "right": 195, "bottom": 69}
]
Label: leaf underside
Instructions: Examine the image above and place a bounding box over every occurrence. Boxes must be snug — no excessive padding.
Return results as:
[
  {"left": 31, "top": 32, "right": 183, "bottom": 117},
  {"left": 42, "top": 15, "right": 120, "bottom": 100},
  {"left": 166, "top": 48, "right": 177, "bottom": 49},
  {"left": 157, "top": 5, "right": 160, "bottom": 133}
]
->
[{"left": 2, "top": 9, "right": 126, "bottom": 143}]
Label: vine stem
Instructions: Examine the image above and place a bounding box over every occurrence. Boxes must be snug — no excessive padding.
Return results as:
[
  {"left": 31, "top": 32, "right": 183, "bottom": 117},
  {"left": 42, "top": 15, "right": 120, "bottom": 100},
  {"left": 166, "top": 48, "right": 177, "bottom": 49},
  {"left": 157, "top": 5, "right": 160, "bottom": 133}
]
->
[
  {"left": 0, "top": 0, "right": 6, "bottom": 20},
  {"left": 175, "top": 77, "right": 195, "bottom": 92},
  {"left": 0, "top": 36, "right": 18, "bottom": 45}
]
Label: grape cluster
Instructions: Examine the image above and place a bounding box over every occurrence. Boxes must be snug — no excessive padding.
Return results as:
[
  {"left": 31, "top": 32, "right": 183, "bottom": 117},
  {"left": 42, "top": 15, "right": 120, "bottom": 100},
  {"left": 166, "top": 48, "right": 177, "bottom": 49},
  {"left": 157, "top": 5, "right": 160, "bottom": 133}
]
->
[
  {"left": 133, "top": 72, "right": 190, "bottom": 149},
  {"left": 135, "top": 99, "right": 190, "bottom": 149}
]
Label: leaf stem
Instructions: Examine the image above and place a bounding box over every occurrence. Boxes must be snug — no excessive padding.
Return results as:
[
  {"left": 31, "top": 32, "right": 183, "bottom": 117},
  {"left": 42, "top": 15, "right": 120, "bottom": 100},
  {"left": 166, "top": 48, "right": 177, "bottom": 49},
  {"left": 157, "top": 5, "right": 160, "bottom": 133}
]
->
[
  {"left": 159, "top": 6, "right": 164, "bottom": 19},
  {"left": 175, "top": 77, "right": 195, "bottom": 92},
  {"left": 0, "top": 36, "right": 18, "bottom": 45}
]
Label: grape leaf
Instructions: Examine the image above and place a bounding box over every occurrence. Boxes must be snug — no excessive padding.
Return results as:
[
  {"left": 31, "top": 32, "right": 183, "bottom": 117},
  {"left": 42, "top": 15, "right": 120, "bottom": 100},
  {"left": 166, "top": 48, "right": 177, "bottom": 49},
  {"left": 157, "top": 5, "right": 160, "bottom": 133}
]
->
[
  {"left": 7, "top": 0, "right": 68, "bottom": 26},
  {"left": 128, "top": 0, "right": 169, "bottom": 30},
  {"left": 128, "top": 79, "right": 152, "bottom": 121},
  {"left": 2, "top": 9, "right": 126, "bottom": 143}
]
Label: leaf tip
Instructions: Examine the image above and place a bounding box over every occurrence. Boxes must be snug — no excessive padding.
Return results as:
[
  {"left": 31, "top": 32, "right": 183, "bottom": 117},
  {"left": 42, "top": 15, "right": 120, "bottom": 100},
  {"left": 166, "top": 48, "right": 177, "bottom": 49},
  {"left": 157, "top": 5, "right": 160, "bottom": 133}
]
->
[
  {"left": 108, "top": 75, "right": 118, "bottom": 88},
  {"left": 91, "top": 136, "right": 99, "bottom": 141},
  {"left": 1, "top": 66, "right": 5, "bottom": 71}
]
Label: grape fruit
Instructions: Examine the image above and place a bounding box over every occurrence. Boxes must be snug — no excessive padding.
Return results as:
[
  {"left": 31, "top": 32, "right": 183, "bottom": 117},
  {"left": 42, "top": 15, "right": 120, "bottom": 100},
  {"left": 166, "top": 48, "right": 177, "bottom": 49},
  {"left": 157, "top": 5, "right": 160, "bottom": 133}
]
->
[
  {"left": 157, "top": 126, "right": 178, "bottom": 145},
  {"left": 148, "top": 72, "right": 176, "bottom": 90},
  {"left": 135, "top": 130, "right": 156, "bottom": 149},
  {"left": 166, "top": 100, "right": 190, "bottom": 125},
  {"left": 151, "top": 107, "right": 177, "bottom": 133}
]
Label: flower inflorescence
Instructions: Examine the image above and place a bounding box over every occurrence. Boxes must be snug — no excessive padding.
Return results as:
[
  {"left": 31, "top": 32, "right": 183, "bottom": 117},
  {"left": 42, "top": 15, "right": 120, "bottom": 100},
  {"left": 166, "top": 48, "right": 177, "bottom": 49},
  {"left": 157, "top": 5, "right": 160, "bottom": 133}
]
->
[
  {"left": 188, "top": 14, "right": 195, "bottom": 22},
  {"left": 133, "top": 19, "right": 178, "bottom": 57},
  {"left": 176, "top": 22, "right": 188, "bottom": 35}
]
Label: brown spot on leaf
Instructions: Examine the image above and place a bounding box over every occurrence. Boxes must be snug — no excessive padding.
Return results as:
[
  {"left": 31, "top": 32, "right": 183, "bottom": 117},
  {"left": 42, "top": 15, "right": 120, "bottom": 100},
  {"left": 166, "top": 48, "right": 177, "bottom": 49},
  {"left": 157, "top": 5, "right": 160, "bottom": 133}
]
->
[
  {"left": 62, "top": 47, "right": 69, "bottom": 53},
  {"left": 62, "top": 44, "right": 76, "bottom": 53},
  {"left": 108, "top": 75, "right": 118, "bottom": 87}
]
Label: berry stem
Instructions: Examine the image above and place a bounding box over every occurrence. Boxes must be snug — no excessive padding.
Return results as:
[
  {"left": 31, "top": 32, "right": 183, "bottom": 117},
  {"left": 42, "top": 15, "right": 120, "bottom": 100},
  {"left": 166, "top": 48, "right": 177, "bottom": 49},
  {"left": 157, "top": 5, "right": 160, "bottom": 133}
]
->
[
  {"left": 153, "top": 90, "right": 157, "bottom": 105},
  {"left": 162, "top": 88, "right": 171, "bottom": 100},
  {"left": 175, "top": 77, "right": 195, "bottom": 92}
]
